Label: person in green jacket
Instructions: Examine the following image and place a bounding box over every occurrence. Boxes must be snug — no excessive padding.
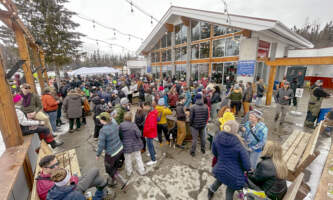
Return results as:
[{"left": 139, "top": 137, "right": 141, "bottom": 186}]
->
[
  {"left": 229, "top": 85, "right": 243, "bottom": 116},
  {"left": 114, "top": 98, "right": 129, "bottom": 125}
]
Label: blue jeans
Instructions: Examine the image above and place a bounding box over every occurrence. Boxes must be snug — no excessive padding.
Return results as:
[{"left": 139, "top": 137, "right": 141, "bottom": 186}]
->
[
  {"left": 47, "top": 111, "right": 57, "bottom": 132},
  {"left": 249, "top": 151, "right": 261, "bottom": 169},
  {"left": 146, "top": 138, "right": 156, "bottom": 161}
]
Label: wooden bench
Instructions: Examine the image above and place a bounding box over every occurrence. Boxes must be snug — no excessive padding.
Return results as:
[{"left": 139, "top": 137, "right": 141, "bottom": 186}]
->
[
  {"left": 282, "top": 122, "right": 322, "bottom": 181},
  {"left": 282, "top": 173, "right": 305, "bottom": 200},
  {"left": 30, "top": 141, "right": 81, "bottom": 200}
]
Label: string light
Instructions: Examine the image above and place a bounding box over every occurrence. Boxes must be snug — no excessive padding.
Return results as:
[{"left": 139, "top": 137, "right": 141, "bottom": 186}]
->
[
  {"left": 130, "top": 1, "right": 134, "bottom": 13},
  {"left": 92, "top": 20, "right": 95, "bottom": 29},
  {"left": 151, "top": 16, "right": 153, "bottom": 25},
  {"left": 124, "top": 0, "right": 159, "bottom": 23}
]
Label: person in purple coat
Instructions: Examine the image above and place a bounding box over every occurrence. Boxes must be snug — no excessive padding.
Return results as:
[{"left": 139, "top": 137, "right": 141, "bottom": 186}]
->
[{"left": 208, "top": 120, "right": 251, "bottom": 200}]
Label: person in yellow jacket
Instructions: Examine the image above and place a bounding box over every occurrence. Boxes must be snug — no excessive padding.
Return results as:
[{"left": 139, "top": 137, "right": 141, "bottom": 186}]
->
[
  {"left": 156, "top": 98, "right": 173, "bottom": 146},
  {"left": 218, "top": 106, "right": 235, "bottom": 131}
]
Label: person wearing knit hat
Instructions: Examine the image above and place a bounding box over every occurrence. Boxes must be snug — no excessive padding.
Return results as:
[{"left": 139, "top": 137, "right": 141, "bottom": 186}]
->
[
  {"left": 13, "top": 93, "right": 63, "bottom": 149},
  {"left": 242, "top": 110, "right": 268, "bottom": 169},
  {"left": 190, "top": 91, "right": 209, "bottom": 157},
  {"left": 156, "top": 97, "right": 173, "bottom": 146},
  {"left": 304, "top": 80, "right": 332, "bottom": 128},
  {"left": 208, "top": 120, "right": 250, "bottom": 200},
  {"left": 114, "top": 97, "right": 129, "bottom": 124}
]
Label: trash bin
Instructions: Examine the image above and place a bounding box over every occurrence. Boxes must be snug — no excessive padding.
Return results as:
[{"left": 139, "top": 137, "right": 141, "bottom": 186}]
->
[{"left": 318, "top": 108, "right": 332, "bottom": 123}]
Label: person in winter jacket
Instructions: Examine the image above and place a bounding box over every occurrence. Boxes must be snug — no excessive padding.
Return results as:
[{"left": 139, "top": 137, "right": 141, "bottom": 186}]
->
[
  {"left": 242, "top": 82, "right": 253, "bottom": 115},
  {"left": 42, "top": 87, "right": 59, "bottom": 133},
  {"left": 229, "top": 85, "right": 242, "bottom": 116},
  {"left": 119, "top": 112, "right": 146, "bottom": 176},
  {"left": 144, "top": 89, "right": 153, "bottom": 105},
  {"left": 274, "top": 81, "right": 294, "bottom": 125},
  {"left": 242, "top": 110, "right": 268, "bottom": 169},
  {"left": 208, "top": 120, "right": 251, "bottom": 200},
  {"left": 175, "top": 96, "right": 187, "bottom": 149},
  {"left": 143, "top": 103, "right": 158, "bottom": 165},
  {"left": 13, "top": 94, "right": 63, "bottom": 149},
  {"left": 217, "top": 106, "right": 235, "bottom": 131},
  {"left": 190, "top": 94, "right": 209, "bottom": 157},
  {"left": 20, "top": 83, "right": 53, "bottom": 134},
  {"left": 248, "top": 141, "right": 288, "bottom": 200},
  {"left": 63, "top": 89, "right": 83, "bottom": 133},
  {"left": 168, "top": 87, "right": 178, "bottom": 109},
  {"left": 46, "top": 168, "right": 109, "bottom": 200},
  {"left": 256, "top": 79, "right": 265, "bottom": 107},
  {"left": 92, "top": 96, "right": 105, "bottom": 139},
  {"left": 156, "top": 98, "right": 173, "bottom": 145},
  {"left": 96, "top": 112, "right": 128, "bottom": 190},
  {"left": 184, "top": 87, "right": 192, "bottom": 108},
  {"left": 210, "top": 86, "right": 221, "bottom": 120},
  {"left": 114, "top": 97, "right": 129, "bottom": 125},
  {"left": 37, "top": 155, "right": 111, "bottom": 200},
  {"left": 135, "top": 103, "right": 147, "bottom": 152}
]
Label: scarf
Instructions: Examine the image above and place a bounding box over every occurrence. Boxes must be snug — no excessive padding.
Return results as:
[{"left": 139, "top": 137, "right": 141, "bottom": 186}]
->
[{"left": 21, "top": 93, "right": 32, "bottom": 107}]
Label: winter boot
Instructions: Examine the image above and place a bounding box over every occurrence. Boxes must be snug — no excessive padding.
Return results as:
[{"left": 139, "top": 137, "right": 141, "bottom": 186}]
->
[
  {"left": 50, "top": 140, "right": 64, "bottom": 149},
  {"left": 208, "top": 188, "right": 214, "bottom": 200}
]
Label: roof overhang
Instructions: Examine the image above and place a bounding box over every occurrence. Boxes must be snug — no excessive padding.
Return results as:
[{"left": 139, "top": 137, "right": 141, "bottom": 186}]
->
[{"left": 136, "top": 6, "right": 313, "bottom": 55}]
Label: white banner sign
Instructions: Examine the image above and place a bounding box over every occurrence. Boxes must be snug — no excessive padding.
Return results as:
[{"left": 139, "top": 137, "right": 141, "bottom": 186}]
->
[{"left": 295, "top": 88, "right": 304, "bottom": 98}]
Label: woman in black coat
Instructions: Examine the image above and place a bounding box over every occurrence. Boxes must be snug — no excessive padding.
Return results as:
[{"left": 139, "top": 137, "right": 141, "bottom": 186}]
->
[{"left": 248, "top": 141, "right": 288, "bottom": 200}]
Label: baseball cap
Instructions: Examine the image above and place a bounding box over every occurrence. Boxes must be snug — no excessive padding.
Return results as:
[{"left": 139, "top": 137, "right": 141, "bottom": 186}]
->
[{"left": 96, "top": 112, "right": 111, "bottom": 122}]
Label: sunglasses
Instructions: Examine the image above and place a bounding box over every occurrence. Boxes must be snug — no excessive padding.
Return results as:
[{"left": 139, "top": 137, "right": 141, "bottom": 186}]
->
[
  {"left": 21, "top": 86, "right": 31, "bottom": 89},
  {"left": 47, "top": 161, "right": 59, "bottom": 169}
]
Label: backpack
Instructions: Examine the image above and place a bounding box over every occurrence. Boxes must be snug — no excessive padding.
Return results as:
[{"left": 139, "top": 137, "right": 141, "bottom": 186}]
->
[{"left": 83, "top": 99, "right": 90, "bottom": 113}]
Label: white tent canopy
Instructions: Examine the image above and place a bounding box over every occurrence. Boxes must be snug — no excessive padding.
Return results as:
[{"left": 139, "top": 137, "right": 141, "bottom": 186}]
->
[{"left": 68, "top": 67, "right": 120, "bottom": 76}]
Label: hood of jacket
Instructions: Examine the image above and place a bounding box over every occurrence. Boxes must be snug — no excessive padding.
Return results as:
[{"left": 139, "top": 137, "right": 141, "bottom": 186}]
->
[
  {"left": 92, "top": 96, "right": 102, "bottom": 104},
  {"left": 68, "top": 93, "right": 81, "bottom": 100},
  {"left": 233, "top": 89, "right": 241, "bottom": 93},
  {"left": 216, "top": 131, "right": 240, "bottom": 147},
  {"left": 120, "top": 121, "right": 136, "bottom": 132},
  {"left": 47, "top": 185, "right": 76, "bottom": 200}
]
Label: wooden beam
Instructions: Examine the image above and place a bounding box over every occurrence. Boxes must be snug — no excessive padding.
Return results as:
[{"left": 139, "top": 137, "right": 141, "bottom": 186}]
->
[
  {"left": 242, "top": 29, "right": 252, "bottom": 38},
  {"left": 14, "top": 25, "right": 37, "bottom": 93},
  {"left": 0, "top": 50, "right": 24, "bottom": 148},
  {"left": 32, "top": 47, "right": 45, "bottom": 92},
  {"left": 266, "top": 65, "right": 277, "bottom": 105},
  {"left": 40, "top": 52, "right": 49, "bottom": 83},
  {"left": 265, "top": 56, "right": 333, "bottom": 66},
  {"left": 165, "top": 23, "right": 174, "bottom": 32},
  {"left": 0, "top": 9, "right": 12, "bottom": 18},
  {"left": 181, "top": 16, "right": 190, "bottom": 27}
]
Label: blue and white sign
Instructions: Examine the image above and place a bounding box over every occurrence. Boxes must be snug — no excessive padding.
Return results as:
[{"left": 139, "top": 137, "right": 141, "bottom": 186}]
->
[
  {"left": 147, "top": 66, "right": 152, "bottom": 73},
  {"left": 237, "top": 60, "right": 256, "bottom": 77}
]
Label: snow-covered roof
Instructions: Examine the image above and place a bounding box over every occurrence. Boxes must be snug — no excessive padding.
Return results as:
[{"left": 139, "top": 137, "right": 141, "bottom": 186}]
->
[
  {"left": 69, "top": 67, "right": 120, "bottom": 76},
  {"left": 137, "top": 6, "right": 313, "bottom": 54}
]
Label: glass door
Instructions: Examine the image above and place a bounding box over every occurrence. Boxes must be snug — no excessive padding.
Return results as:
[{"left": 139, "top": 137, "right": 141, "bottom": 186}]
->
[{"left": 223, "top": 62, "right": 237, "bottom": 85}]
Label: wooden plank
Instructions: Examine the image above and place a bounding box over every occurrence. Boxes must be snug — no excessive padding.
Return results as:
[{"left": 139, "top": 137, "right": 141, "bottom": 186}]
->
[
  {"left": 0, "top": 49, "right": 24, "bottom": 148},
  {"left": 266, "top": 56, "right": 333, "bottom": 66},
  {"left": 283, "top": 173, "right": 304, "bottom": 200},
  {"left": 314, "top": 143, "right": 333, "bottom": 200},
  {"left": 283, "top": 131, "right": 304, "bottom": 162},
  {"left": 287, "top": 133, "right": 311, "bottom": 172},
  {"left": 300, "top": 122, "right": 322, "bottom": 165},
  {"left": 282, "top": 130, "right": 299, "bottom": 153},
  {"left": 293, "top": 151, "right": 320, "bottom": 179},
  {"left": 0, "top": 135, "right": 33, "bottom": 200},
  {"left": 68, "top": 149, "right": 81, "bottom": 176}
]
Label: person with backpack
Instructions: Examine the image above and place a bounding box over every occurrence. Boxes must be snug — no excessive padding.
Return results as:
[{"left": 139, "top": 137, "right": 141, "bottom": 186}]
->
[
  {"left": 241, "top": 110, "right": 268, "bottom": 169},
  {"left": 143, "top": 103, "right": 159, "bottom": 165},
  {"left": 156, "top": 98, "right": 173, "bottom": 146},
  {"left": 175, "top": 96, "right": 187, "bottom": 149},
  {"left": 189, "top": 94, "right": 209, "bottom": 157},
  {"left": 256, "top": 79, "right": 265, "bottom": 107},
  {"left": 210, "top": 86, "right": 221, "bottom": 120}
]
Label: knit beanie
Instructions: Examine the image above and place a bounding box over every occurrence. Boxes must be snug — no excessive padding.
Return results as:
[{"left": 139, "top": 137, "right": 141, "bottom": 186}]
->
[
  {"left": 158, "top": 98, "right": 165, "bottom": 106},
  {"left": 249, "top": 109, "right": 263, "bottom": 119},
  {"left": 195, "top": 93, "right": 202, "bottom": 101},
  {"left": 13, "top": 94, "right": 22, "bottom": 104},
  {"left": 223, "top": 120, "right": 239, "bottom": 134}
]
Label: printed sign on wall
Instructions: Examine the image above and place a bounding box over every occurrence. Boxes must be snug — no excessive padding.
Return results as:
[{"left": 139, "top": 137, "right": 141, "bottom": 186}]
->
[{"left": 237, "top": 60, "right": 256, "bottom": 77}]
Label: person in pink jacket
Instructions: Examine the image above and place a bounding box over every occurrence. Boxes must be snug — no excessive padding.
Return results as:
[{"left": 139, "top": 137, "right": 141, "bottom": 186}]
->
[{"left": 143, "top": 102, "right": 158, "bottom": 166}]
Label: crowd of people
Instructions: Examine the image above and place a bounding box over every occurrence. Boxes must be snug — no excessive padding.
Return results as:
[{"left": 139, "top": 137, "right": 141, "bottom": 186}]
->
[{"left": 10, "top": 73, "right": 333, "bottom": 200}]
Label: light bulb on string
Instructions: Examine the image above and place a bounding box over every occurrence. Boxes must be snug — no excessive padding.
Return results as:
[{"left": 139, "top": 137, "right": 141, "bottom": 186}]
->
[
  {"left": 128, "top": 35, "right": 131, "bottom": 41},
  {"left": 92, "top": 20, "right": 95, "bottom": 29},
  {"left": 130, "top": 1, "right": 134, "bottom": 13},
  {"left": 151, "top": 16, "right": 153, "bottom": 25}
]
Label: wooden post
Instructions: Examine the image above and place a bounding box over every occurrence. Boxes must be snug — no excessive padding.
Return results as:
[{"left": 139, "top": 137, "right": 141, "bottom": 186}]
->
[
  {"left": 39, "top": 52, "right": 49, "bottom": 83},
  {"left": 265, "top": 65, "right": 277, "bottom": 105},
  {"left": 209, "top": 23, "right": 214, "bottom": 78},
  {"left": 0, "top": 50, "right": 24, "bottom": 148},
  {"left": 14, "top": 26, "right": 36, "bottom": 93},
  {"left": 32, "top": 47, "right": 45, "bottom": 92}
]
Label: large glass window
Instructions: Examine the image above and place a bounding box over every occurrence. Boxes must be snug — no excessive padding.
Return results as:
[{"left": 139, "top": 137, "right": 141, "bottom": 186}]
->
[
  {"left": 198, "top": 64, "right": 209, "bottom": 79},
  {"left": 200, "top": 22, "right": 211, "bottom": 39},
  {"left": 151, "top": 53, "right": 155, "bottom": 63},
  {"left": 176, "top": 64, "right": 186, "bottom": 80},
  {"left": 161, "top": 50, "right": 171, "bottom": 62},
  {"left": 161, "top": 32, "right": 172, "bottom": 48},
  {"left": 181, "top": 46, "right": 187, "bottom": 60},
  {"left": 153, "top": 42, "right": 160, "bottom": 50},
  {"left": 175, "top": 24, "right": 187, "bottom": 45},
  {"left": 162, "top": 65, "right": 172, "bottom": 78},
  {"left": 175, "top": 48, "right": 181, "bottom": 61},
  {"left": 213, "top": 38, "right": 226, "bottom": 57},
  {"left": 200, "top": 41, "right": 210, "bottom": 58},
  {"left": 191, "top": 64, "right": 198, "bottom": 81},
  {"left": 155, "top": 52, "right": 160, "bottom": 62},
  {"left": 225, "top": 36, "right": 240, "bottom": 56},
  {"left": 214, "top": 24, "right": 241, "bottom": 36},
  {"left": 191, "top": 44, "right": 199, "bottom": 59},
  {"left": 191, "top": 20, "right": 200, "bottom": 41}
]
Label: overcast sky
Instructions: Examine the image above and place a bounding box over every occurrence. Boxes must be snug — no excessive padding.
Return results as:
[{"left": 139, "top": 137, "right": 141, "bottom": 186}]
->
[{"left": 65, "top": 0, "right": 333, "bottom": 55}]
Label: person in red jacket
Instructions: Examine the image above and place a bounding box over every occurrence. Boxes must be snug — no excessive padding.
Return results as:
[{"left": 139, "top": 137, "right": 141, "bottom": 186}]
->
[
  {"left": 36, "top": 155, "right": 112, "bottom": 200},
  {"left": 41, "top": 87, "right": 59, "bottom": 133},
  {"left": 143, "top": 102, "right": 158, "bottom": 166},
  {"left": 168, "top": 87, "right": 178, "bottom": 109}
]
